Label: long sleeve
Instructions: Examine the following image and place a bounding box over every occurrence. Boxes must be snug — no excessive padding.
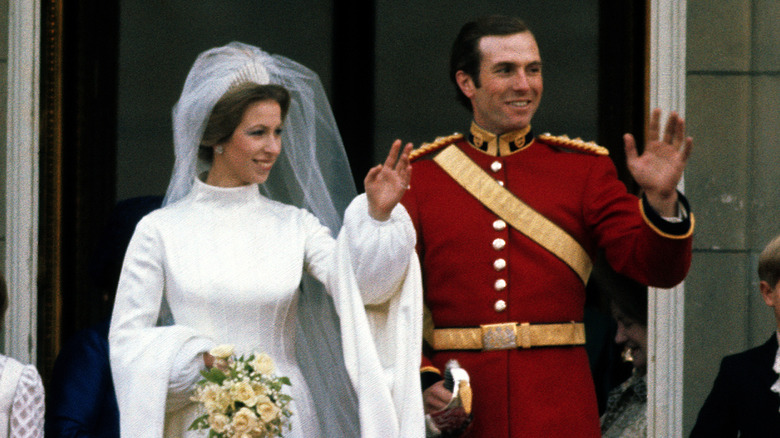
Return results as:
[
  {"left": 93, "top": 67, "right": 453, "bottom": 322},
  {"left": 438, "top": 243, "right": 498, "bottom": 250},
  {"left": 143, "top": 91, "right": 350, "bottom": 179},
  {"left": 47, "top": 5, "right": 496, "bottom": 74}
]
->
[
  {"left": 689, "top": 358, "right": 739, "bottom": 437},
  {"left": 10, "top": 365, "right": 45, "bottom": 438},
  {"left": 583, "top": 157, "right": 693, "bottom": 288},
  {"left": 293, "top": 193, "right": 424, "bottom": 437},
  {"left": 109, "top": 215, "right": 213, "bottom": 437},
  {"left": 330, "top": 195, "right": 424, "bottom": 437},
  {"left": 304, "top": 193, "right": 416, "bottom": 305}
]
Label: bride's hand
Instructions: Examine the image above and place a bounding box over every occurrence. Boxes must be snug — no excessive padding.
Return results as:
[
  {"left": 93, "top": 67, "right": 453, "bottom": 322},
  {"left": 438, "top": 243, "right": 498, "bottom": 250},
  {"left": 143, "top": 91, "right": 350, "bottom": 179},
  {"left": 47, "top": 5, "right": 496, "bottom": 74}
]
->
[
  {"left": 365, "top": 140, "right": 413, "bottom": 221},
  {"left": 202, "top": 353, "right": 230, "bottom": 373}
]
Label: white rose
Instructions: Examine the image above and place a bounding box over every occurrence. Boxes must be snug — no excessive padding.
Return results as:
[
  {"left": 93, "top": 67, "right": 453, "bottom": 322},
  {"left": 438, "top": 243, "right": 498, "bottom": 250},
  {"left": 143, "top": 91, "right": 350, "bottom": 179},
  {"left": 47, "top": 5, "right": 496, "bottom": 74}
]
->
[
  {"left": 250, "top": 353, "right": 274, "bottom": 375},
  {"left": 208, "top": 413, "right": 230, "bottom": 433},
  {"left": 231, "top": 407, "right": 259, "bottom": 433},
  {"left": 199, "top": 384, "right": 231, "bottom": 413},
  {"left": 230, "top": 380, "right": 258, "bottom": 407},
  {"left": 209, "top": 344, "right": 235, "bottom": 359},
  {"left": 257, "top": 401, "right": 281, "bottom": 423}
]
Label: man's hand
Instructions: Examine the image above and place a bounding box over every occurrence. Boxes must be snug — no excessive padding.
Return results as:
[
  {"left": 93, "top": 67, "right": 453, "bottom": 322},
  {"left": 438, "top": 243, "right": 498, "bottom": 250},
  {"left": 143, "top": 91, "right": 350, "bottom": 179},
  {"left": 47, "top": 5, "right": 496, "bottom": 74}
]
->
[
  {"left": 424, "top": 380, "right": 453, "bottom": 414},
  {"left": 624, "top": 108, "right": 694, "bottom": 217}
]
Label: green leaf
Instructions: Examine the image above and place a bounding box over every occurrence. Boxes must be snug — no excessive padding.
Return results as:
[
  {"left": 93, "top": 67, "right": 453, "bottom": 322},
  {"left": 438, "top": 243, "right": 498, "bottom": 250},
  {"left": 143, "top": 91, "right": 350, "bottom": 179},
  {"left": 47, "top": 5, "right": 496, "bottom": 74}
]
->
[
  {"left": 200, "top": 367, "right": 228, "bottom": 385},
  {"left": 187, "top": 414, "right": 210, "bottom": 431}
]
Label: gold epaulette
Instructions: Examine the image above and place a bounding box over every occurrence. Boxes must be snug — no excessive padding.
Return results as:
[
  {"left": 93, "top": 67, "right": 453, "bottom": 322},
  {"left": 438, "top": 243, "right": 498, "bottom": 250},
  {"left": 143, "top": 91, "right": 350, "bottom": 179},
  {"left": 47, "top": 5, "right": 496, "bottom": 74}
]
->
[
  {"left": 409, "top": 133, "right": 464, "bottom": 161},
  {"left": 537, "top": 133, "right": 609, "bottom": 156}
]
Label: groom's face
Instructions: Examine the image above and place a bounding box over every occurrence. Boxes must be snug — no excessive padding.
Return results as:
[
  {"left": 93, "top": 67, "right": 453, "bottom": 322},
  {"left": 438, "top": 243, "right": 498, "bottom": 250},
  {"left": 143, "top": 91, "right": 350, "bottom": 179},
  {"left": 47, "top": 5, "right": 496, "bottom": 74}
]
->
[{"left": 760, "top": 279, "right": 780, "bottom": 330}]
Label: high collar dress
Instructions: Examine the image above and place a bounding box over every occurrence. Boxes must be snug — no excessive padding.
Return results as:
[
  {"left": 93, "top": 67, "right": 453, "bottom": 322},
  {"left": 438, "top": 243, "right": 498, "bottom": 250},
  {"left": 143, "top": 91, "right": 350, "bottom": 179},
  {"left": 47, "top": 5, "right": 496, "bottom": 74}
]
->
[{"left": 109, "top": 179, "right": 424, "bottom": 437}]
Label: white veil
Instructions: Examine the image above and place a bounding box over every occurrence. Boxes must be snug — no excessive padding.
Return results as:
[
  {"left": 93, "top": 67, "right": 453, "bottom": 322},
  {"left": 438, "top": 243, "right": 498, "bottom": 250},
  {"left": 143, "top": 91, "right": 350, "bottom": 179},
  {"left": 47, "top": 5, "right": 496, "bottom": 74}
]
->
[
  {"left": 164, "top": 41, "right": 355, "bottom": 228},
  {"left": 165, "top": 42, "right": 360, "bottom": 436}
]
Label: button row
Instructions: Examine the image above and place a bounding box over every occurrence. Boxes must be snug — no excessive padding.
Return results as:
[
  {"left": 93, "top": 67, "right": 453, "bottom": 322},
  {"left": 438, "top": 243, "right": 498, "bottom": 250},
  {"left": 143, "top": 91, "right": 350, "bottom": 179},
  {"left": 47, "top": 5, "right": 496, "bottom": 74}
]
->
[{"left": 492, "top": 216, "right": 507, "bottom": 312}]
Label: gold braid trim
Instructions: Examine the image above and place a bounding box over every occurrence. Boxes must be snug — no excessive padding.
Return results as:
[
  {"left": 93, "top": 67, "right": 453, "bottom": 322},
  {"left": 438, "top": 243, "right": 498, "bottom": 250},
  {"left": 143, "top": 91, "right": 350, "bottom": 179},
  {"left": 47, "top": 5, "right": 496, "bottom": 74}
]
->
[
  {"left": 409, "top": 133, "right": 464, "bottom": 161},
  {"left": 538, "top": 133, "right": 609, "bottom": 156},
  {"left": 420, "top": 366, "right": 441, "bottom": 375}
]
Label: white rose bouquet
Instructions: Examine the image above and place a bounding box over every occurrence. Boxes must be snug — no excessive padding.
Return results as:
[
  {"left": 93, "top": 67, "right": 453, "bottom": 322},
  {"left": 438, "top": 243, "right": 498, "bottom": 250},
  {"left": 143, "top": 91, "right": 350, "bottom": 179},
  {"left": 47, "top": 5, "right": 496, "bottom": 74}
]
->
[{"left": 189, "top": 345, "right": 293, "bottom": 437}]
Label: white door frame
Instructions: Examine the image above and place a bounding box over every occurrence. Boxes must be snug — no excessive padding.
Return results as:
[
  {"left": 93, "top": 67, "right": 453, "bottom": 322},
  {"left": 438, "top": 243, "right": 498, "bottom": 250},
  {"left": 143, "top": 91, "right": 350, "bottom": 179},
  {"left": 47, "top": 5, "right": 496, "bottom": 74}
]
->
[
  {"left": 648, "top": 1, "right": 687, "bottom": 437},
  {"left": 4, "top": 0, "right": 40, "bottom": 363}
]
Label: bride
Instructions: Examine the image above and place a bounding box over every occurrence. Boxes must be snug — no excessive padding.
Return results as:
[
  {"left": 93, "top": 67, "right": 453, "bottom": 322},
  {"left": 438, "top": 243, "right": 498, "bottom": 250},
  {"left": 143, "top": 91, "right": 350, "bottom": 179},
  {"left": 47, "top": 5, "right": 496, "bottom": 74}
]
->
[{"left": 109, "top": 42, "right": 424, "bottom": 437}]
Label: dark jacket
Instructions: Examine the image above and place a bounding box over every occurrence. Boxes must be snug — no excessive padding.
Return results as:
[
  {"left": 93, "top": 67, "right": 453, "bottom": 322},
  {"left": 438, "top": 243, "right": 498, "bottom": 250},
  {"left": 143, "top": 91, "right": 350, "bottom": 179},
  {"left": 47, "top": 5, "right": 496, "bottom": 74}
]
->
[{"left": 690, "top": 334, "right": 780, "bottom": 437}]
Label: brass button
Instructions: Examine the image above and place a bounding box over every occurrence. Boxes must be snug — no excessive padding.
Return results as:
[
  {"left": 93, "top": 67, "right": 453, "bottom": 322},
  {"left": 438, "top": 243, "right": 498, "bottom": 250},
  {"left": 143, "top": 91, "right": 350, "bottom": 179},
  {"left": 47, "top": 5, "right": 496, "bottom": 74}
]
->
[
  {"left": 493, "top": 258, "right": 507, "bottom": 271},
  {"left": 494, "top": 279, "right": 507, "bottom": 291},
  {"left": 490, "top": 161, "right": 502, "bottom": 172},
  {"left": 493, "top": 219, "right": 507, "bottom": 231},
  {"left": 497, "top": 180, "right": 505, "bottom": 187},
  {"left": 492, "top": 238, "right": 506, "bottom": 250},
  {"left": 494, "top": 300, "right": 507, "bottom": 312}
]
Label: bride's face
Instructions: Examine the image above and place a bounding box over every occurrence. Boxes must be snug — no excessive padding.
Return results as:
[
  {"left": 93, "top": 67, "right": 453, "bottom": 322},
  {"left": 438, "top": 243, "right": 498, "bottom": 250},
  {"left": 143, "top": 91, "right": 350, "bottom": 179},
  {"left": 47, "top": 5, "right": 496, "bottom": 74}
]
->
[{"left": 208, "top": 99, "right": 283, "bottom": 187}]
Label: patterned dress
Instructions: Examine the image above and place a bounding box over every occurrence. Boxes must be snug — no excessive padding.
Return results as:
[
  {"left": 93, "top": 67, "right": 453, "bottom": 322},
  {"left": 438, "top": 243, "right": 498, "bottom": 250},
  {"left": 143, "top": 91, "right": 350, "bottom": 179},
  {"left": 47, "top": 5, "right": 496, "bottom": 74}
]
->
[
  {"left": 0, "top": 355, "right": 45, "bottom": 437},
  {"left": 600, "top": 371, "right": 647, "bottom": 437}
]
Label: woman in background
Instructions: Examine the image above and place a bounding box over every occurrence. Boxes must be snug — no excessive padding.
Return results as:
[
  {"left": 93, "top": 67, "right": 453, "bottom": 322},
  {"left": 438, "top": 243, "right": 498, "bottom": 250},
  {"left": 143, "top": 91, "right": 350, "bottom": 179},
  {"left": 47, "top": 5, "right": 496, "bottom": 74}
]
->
[{"left": 600, "top": 274, "right": 648, "bottom": 438}]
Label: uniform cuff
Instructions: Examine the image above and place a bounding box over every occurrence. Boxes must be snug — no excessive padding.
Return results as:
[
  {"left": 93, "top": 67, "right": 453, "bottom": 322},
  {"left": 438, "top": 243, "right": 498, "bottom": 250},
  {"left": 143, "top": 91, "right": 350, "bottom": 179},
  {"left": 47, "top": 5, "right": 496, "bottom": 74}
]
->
[
  {"left": 641, "top": 191, "right": 694, "bottom": 238},
  {"left": 421, "top": 368, "right": 443, "bottom": 391}
]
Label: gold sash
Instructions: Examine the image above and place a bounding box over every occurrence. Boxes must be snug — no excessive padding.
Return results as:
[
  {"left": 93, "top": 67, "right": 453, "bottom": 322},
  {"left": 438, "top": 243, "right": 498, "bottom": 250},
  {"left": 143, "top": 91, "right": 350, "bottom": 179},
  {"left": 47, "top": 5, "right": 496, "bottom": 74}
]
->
[{"left": 433, "top": 144, "right": 592, "bottom": 284}]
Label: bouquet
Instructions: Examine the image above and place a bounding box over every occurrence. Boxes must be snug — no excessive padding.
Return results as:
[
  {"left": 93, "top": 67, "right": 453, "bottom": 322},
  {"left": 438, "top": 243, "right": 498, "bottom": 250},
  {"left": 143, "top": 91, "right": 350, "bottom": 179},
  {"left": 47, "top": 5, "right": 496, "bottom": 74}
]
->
[{"left": 189, "top": 344, "right": 293, "bottom": 437}]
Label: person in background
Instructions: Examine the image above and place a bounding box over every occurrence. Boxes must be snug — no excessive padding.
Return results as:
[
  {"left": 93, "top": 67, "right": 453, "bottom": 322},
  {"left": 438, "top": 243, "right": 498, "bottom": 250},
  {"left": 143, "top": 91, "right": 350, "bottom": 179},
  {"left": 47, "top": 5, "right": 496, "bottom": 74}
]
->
[
  {"left": 401, "top": 15, "right": 694, "bottom": 437},
  {"left": 0, "top": 272, "right": 45, "bottom": 437},
  {"left": 45, "top": 196, "right": 162, "bottom": 438},
  {"left": 690, "top": 234, "right": 780, "bottom": 436},
  {"left": 600, "top": 273, "right": 648, "bottom": 437}
]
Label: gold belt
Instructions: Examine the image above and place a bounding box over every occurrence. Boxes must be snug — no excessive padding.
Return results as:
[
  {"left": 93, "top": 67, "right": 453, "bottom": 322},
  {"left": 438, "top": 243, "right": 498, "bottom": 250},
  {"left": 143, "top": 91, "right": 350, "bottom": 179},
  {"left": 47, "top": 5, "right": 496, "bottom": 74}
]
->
[{"left": 431, "top": 321, "right": 585, "bottom": 351}]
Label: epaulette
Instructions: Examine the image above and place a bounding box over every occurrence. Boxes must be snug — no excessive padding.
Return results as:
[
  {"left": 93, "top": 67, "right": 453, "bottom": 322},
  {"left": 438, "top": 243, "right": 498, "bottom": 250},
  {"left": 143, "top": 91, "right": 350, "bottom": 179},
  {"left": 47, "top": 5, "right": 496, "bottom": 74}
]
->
[
  {"left": 537, "top": 133, "right": 609, "bottom": 156},
  {"left": 409, "top": 133, "right": 464, "bottom": 161}
]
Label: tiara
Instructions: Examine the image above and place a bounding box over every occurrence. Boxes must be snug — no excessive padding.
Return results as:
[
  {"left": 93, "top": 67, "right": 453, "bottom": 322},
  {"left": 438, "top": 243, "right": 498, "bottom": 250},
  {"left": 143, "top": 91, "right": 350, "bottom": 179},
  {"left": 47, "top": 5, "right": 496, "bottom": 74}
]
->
[{"left": 229, "top": 58, "right": 270, "bottom": 89}]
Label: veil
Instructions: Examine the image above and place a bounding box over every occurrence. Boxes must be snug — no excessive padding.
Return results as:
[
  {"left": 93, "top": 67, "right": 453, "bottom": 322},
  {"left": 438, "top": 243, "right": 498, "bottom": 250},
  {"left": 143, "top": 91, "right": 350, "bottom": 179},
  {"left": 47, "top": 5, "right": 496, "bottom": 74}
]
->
[
  {"left": 165, "top": 42, "right": 360, "bottom": 436},
  {"left": 164, "top": 42, "right": 355, "bottom": 229}
]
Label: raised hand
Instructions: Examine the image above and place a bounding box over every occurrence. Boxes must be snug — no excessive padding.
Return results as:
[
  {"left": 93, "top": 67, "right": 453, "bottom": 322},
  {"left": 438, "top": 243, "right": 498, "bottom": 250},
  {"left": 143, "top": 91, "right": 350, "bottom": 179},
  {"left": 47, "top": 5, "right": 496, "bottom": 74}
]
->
[
  {"left": 365, "top": 139, "right": 413, "bottom": 221},
  {"left": 624, "top": 108, "right": 694, "bottom": 217}
]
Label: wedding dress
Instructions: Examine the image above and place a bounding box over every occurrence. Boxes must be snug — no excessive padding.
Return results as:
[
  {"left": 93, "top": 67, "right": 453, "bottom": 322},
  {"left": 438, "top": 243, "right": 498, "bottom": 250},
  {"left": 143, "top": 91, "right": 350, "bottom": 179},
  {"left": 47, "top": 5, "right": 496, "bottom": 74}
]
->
[{"left": 109, "top": 178, "right": 423, "bottom": 437}]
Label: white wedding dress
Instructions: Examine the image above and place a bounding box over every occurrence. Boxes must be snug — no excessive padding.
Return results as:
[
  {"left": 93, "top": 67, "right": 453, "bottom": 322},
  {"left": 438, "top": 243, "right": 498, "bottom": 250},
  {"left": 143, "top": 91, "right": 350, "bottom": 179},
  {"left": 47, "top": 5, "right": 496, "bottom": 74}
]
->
[{"left": 109, "top": 179, "right": 424, "bottom": 437}]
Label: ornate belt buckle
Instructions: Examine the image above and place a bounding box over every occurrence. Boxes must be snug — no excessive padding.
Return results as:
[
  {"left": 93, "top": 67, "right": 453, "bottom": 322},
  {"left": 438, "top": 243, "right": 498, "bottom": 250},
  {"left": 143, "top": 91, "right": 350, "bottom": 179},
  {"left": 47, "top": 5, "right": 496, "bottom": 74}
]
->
[{"left": 480, "top": 322, "right": 518, "bottom": 351}]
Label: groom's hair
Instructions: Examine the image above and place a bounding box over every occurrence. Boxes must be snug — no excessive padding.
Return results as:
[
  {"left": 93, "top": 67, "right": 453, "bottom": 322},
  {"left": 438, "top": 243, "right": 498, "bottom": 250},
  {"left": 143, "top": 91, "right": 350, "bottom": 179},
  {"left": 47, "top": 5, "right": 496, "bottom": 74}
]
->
[{"left": 759, "top": 234, "right": 780, "bottom": 288}]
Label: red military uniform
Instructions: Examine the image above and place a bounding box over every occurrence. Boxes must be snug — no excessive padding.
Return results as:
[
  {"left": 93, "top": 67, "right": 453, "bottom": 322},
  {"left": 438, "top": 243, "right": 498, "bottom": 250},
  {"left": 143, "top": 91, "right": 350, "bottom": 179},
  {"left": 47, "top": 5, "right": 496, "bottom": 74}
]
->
[{"left": 401, "top": 124, "right": 693, "bottom": 437}]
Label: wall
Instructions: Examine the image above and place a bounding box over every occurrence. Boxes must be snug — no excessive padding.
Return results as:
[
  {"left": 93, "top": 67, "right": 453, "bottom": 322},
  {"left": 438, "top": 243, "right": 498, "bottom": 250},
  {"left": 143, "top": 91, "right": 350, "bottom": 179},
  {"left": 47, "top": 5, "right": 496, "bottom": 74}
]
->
[{"left": 684, "top": 0, "right": 780, "bottom": 433}]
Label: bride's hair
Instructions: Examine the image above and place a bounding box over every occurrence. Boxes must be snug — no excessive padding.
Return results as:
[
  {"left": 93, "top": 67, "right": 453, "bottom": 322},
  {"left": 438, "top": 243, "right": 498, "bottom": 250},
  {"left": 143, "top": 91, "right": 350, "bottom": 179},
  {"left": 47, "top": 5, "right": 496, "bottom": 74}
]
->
[{"left": 198, "top": 82, "right": 291, "bottom": 163}]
